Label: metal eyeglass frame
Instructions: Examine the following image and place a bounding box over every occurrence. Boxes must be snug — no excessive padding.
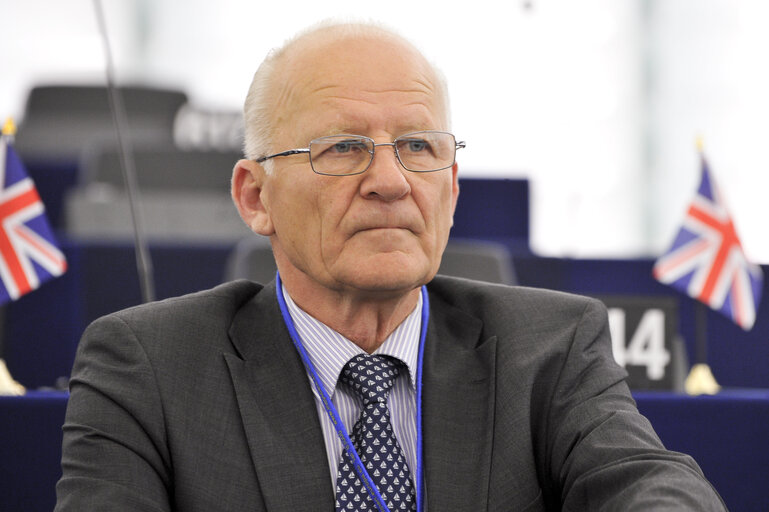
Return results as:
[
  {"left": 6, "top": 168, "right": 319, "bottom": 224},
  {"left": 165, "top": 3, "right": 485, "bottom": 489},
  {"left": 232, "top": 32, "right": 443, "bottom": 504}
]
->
[{"left": 254, "top": 130, "right": 466, "bottom": 176}]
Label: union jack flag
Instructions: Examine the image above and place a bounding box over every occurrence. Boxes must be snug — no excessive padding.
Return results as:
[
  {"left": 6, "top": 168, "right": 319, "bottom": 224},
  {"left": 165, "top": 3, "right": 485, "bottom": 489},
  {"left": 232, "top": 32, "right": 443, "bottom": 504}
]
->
[
  {"left": 653, "top": 156, "right": 763, "bottom": 330},
  {"left": 0, "top": 137, "right": 67, "bottom": 304}
]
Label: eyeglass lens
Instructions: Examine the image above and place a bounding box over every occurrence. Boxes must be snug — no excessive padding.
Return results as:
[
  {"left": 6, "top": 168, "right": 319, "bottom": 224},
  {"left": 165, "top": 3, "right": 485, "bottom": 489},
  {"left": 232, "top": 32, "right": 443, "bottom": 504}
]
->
[{"left": 309, "top": 131, "right": 456, "bottom": 175}]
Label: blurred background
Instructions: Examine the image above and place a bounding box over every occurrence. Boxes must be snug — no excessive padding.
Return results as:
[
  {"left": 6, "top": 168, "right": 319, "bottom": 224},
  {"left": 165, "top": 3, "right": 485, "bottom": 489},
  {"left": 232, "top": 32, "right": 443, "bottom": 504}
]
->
[
  {"left": 3, "top": 0, "right": 767, "bottom": 262},
  {"left": 3, "top": 3, "right": 769, "bottom": 510}
]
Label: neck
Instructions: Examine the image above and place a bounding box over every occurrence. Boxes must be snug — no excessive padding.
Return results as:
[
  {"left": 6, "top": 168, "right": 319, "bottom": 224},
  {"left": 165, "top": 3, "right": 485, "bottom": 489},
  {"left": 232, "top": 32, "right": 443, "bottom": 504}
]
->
[{"left": 280, "top": 274, "right": 421, "bottom": 354}]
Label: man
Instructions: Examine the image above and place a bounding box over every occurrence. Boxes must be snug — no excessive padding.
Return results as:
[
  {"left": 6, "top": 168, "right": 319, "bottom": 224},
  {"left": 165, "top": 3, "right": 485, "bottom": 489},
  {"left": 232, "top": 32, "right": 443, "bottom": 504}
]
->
[{"left": 56, "top": 22, "right": 726, "bottom": 511}]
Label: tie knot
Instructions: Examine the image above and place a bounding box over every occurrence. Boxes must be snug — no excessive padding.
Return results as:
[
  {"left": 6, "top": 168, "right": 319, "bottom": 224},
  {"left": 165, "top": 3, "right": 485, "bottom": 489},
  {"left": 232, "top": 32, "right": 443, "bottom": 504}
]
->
[{"left": 340, "top": 354, "right": 401, "bottom": 405}]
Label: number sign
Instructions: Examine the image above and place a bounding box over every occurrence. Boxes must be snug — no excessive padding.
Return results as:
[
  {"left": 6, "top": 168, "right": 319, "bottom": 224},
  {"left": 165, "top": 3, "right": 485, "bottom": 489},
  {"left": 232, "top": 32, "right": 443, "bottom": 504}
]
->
[{"left": 599, "top": 296, "right": 684, "bottom": 391}]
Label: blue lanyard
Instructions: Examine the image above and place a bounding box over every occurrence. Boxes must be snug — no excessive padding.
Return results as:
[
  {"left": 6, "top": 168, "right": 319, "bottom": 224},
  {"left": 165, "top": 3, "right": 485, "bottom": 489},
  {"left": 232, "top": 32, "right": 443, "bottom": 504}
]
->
[{"left": 275, "top": 272, "right": 428, "bottom": 512}]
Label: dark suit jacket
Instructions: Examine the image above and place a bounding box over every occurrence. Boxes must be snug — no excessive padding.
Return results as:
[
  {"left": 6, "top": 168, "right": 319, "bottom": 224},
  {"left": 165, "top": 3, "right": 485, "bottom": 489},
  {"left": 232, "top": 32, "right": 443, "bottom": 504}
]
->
[{"left": 55, "top": 276, "right": 726, "bottom": 511}]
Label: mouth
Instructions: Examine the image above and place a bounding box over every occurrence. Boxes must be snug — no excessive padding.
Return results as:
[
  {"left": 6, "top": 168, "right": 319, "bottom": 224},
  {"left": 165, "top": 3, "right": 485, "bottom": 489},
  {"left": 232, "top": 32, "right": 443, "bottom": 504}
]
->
[
  {"left": 347, "top": 209, "right": 423, "bottom": 237},
  {"left": 353, "top": 224, "right": 417, "bottom": 238},
  {"left": 358, "top": 225, "right": 410, "bottom": 232}
]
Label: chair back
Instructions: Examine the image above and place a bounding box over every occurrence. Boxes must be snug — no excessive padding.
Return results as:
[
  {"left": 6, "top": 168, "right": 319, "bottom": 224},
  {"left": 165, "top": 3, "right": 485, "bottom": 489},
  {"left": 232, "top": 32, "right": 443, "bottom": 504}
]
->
[
  {"left": 225, "top": 236, "right": 277, "bottom": 284},
  {"left": 64, "top": 145, "right": 250, "bottom": 242},
  {"left": 439, "top": 239, "right": 517, "bottom": 285},
  {"left": 15, "top": 84, "right": 187, "bottom": 163}
]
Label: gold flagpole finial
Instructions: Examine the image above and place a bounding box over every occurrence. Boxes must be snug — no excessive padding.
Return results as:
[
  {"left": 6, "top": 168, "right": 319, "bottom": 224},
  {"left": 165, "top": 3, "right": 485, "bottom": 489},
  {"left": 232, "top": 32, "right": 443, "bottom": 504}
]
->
[
  {"left": 685, "top": 363, "right": 721, "bottom": 396},
  {"left": 695, "top": 135, "right": 705, "bottom": 153},
  {"left": 0, "top": 359, "right": 26, "bottom": 396},
  {"left": 2, "top": 117, "right": 17, "bottom": 137}
]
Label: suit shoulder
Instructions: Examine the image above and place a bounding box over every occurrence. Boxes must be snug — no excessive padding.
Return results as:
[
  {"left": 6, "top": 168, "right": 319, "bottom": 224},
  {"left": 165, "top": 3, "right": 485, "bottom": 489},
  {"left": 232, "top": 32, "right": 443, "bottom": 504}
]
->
[
  {"left": 428, "top": 274, "right": 604, "bottom": 321},
  {"left": 77, "top": 280, "right": 268, "bottom": 371},
  {"left": 95, "top": 279, "right": 264, "bottom": 333}
]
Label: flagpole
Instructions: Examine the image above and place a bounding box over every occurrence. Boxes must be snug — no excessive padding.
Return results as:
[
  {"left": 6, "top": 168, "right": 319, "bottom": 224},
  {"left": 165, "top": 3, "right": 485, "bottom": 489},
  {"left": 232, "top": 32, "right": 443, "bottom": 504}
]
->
[
  {"left": 685, "top": 301, "right": 721, "bottom": 395},
  {"left": 0, "top": 121, "right": 5, "bottom": 387},
  {"left": 0, "top": 118, "right": 26, "bottom": 395},
  {"left": 684, "top": 137, "right": 720, "bottom": 395}
]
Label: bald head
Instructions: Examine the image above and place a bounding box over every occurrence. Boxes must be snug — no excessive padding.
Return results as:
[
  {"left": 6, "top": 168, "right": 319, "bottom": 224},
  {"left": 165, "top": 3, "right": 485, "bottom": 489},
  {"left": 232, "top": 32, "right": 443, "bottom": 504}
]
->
[{"left": 242, "top": 22, "right": 450, "bottom": 167}]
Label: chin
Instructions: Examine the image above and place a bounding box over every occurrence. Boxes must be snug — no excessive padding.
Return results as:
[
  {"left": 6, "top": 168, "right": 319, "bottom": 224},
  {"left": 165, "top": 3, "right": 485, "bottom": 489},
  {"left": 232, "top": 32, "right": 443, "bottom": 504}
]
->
[
  {"left": 329, "top": 242, "right": 442, "bottom": 292},
  {"left": 342, "top": 260, "right": 434, "bottom": 293}
]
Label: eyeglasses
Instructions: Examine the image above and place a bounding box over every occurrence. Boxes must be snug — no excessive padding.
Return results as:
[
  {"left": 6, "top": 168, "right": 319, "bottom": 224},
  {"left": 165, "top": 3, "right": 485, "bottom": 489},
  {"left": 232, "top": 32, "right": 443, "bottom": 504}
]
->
[{"left": 255, "top": 130, "right": 465, "bottom": 176}]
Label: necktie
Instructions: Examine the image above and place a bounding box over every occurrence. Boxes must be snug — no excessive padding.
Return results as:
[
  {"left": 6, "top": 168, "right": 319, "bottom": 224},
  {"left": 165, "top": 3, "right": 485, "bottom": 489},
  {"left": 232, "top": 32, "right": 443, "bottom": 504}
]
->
[{"left": 334, "top": 354, "right": 417, "bottom": 512}]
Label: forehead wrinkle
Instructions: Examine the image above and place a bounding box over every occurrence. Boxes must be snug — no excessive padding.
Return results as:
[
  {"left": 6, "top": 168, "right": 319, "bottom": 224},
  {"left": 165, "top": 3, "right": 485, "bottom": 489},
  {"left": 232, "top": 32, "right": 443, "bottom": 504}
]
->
[
  {"left": 319, "top": 95, "right": 434, "bottom": 108},
  {"left": 309, "top": 84, "right": 339, "bottom": 95},
  {"left": 320, "top": 101, "right": 435, "bottom": 124},
  {"left": 313, "top": 81, "right": 436, "bottom": 97},
  {"left": 306, "top": 63, "right": 437, "bottom": 97}
]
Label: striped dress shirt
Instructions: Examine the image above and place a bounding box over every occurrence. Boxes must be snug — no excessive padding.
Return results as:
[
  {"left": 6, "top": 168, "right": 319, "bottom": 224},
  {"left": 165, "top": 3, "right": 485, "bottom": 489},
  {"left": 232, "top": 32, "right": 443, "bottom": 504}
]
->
[{"left": 280, "top": 284, "right": 422, "bottom": 491}]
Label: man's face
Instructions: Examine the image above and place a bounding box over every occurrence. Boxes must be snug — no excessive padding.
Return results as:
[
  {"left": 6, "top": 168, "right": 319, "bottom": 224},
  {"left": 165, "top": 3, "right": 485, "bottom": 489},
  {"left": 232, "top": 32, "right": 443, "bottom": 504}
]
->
[{"left": 246, "top": 35, "right": 459, "bottom": 297}]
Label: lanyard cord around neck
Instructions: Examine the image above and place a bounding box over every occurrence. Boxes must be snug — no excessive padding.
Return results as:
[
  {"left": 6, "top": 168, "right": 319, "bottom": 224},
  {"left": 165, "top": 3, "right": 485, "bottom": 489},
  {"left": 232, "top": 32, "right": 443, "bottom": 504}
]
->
[{"left": 275, "top": 272, "right": 428, "bottom": 512}]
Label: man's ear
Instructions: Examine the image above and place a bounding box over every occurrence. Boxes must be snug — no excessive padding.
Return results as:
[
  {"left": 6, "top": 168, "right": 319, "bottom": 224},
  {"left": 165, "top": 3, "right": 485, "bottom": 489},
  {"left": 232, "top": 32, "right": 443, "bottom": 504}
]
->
[
  {"left": 449, "top": 162, "right": 460, "bottom": 226},
  {"left": 231, "top": 159, "right": 275, "bottom": 236}
]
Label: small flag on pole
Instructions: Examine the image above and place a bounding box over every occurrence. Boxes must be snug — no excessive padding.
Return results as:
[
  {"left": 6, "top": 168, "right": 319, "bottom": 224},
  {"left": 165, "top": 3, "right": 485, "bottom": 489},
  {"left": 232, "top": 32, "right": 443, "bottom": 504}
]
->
[
  {"left": 0, "top": 119, "right": 67, "bottom": 304},
  {"left": 653, "top": 152, "right": 763, "bottom": 331}
]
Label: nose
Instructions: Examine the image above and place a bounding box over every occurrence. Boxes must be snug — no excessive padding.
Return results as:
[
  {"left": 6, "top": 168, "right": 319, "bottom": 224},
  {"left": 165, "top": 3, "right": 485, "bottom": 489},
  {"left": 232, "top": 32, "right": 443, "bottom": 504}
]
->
[{"left": 359, "top": 143, "right": 411, "bottom": 201}]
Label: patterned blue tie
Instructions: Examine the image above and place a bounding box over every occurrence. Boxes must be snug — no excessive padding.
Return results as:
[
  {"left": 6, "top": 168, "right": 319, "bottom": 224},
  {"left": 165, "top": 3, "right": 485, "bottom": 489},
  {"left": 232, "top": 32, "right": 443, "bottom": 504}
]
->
[{"left": 335, "top": 354, "right": 417, "bottom": 512}]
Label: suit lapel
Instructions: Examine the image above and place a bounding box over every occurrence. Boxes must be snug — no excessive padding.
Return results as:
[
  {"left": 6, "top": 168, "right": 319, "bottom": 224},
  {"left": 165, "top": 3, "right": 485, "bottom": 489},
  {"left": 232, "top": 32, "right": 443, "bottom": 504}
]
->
[
  {"left": 225, "top": 282, "right": 334, "bottom": 512},
  {"left": 422, "top": 291, "right": 496, "bottom": 511}
]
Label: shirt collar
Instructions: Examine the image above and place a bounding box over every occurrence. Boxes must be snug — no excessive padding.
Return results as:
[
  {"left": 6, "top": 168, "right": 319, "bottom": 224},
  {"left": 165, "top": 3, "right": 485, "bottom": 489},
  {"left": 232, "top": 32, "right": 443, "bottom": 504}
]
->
[{"left": 280, "top": 283, "right": 422, "bottom": 398}]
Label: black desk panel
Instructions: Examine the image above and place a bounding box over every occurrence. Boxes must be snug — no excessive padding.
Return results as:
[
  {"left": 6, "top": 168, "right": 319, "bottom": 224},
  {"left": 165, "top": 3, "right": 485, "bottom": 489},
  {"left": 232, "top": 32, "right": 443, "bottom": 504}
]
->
[
  {"left": 0, "top": 391, "right": 67, "bottom": 512},
  {"left": 635, "top": 389, "right": 769, "bottom": 512}
]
